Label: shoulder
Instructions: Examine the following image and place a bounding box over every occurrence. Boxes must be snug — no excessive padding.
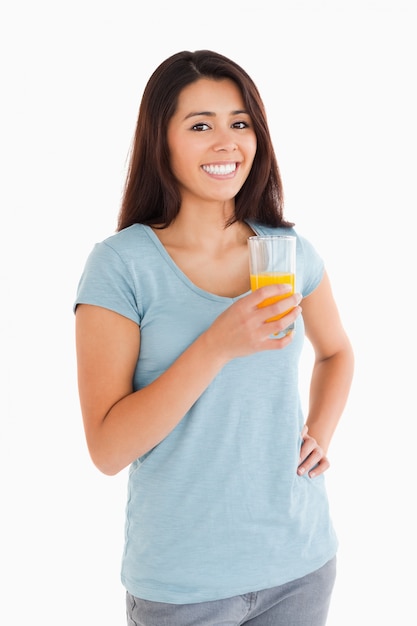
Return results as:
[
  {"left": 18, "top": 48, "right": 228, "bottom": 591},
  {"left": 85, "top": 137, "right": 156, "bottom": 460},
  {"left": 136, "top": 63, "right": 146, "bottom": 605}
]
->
[
  {"left": 74, "top": 225, "right": 151, "bottom": 322},
  {"left": 97, "top": 224, "right": 151, "bottom": 255},
  {"left": 84, "top": 224, "right": 163, "bottom": 273}
]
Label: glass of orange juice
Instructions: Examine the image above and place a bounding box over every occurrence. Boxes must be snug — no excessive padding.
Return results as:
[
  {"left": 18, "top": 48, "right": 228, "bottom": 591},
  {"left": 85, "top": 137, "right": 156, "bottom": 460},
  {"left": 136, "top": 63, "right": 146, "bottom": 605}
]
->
[{"left": 248, "top": 235, "right": 296, "bottom": 337}]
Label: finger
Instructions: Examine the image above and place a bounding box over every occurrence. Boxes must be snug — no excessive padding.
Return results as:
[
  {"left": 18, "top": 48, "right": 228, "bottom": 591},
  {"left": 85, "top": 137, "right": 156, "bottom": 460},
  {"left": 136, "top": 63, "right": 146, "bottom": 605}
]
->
[
  {"left": 257, "top": 304, "right": 302, "bottom": 338},
  {"left": 250, "top": 283, "right": 296, "bottom": 302},
  {"left": 251, "top": 292, "right": 302, "bottom": 321},
  {"left": 308, "top": 457, "right": 330, "bottom": 478},
  {"left": 298, "top": 451, "right": 329, "bottom": 477},
  {"left": 253, "top": 291, "right": 302, "bottom": 316},
  {"left": 261, "top": 330, "right": 295, "bottom": 351},
  {"left": 299, "top": 437, "right": 316, "bottom": 464}
]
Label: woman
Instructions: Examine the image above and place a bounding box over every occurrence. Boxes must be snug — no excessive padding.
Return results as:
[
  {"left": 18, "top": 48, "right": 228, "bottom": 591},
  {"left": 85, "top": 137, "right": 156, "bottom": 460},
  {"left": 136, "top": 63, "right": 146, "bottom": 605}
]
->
[{"left": 74, "top": 49, "right": 354, "bottom": 625}]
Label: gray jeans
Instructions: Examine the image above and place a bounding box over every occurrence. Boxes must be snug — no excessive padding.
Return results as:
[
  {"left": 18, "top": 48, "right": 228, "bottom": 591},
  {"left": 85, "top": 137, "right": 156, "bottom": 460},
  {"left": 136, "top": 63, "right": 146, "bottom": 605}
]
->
[{"left": 126, "top": 556, "right": 336, "bottom": 626}]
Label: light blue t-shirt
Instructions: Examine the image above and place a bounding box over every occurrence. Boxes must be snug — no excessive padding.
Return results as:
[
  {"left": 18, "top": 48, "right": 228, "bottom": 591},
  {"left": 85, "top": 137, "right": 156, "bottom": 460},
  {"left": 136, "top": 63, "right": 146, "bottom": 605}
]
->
[{"left": 74, "top": 222, "right": 338, "bottom": 603}]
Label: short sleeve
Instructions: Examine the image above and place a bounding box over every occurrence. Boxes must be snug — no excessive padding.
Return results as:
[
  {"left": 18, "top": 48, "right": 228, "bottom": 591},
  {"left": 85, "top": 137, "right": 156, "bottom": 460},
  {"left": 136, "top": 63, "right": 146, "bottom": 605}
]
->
[
  {"left": 73, "top": 240, "right": 141, "bottom": 325},
  {"left": 296, "top": 234, "right": 325, "bottom": 297}
]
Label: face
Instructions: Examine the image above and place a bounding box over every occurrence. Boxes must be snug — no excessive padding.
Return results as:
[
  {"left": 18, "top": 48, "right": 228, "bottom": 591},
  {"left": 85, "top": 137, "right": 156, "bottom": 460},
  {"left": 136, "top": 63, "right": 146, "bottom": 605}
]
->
[{"left": 167, "top": 78, "right": 257, "bottom": 205}]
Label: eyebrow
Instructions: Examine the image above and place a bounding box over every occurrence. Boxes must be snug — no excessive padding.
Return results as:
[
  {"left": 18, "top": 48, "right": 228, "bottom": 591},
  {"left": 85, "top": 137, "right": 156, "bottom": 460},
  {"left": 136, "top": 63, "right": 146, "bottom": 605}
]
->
[{"left": 183, "top": 109, "right": 249, "bottom": 120}]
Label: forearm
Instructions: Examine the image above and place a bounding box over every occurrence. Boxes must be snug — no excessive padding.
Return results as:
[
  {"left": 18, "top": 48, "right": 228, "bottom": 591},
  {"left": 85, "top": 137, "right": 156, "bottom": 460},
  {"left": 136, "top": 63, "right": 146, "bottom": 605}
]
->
[
  {"left": 305, "top": 347, "right": 354, "bottom": 454},
  {"left": 88, "top": 329, "right": 227, "bottom": 475}
]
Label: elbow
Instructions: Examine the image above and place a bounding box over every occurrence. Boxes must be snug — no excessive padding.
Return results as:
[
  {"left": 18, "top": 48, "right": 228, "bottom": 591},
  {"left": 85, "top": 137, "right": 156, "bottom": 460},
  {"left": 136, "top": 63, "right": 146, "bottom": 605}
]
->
[
  {"left": 316, "top": 338, "right": 355, "bottom": 385},
  {"left": 88, "top": 447, "right": 129, "bottom": 476},
  {"left": 95, "top": 462, "right": 123, "bottom": 477},
  {"left": 334, "top": 336, "right": 355, "bottom": 369},
  {"left": 336, "top": 340, "right": 355, "bottom": 388},
  {"left": 344, "top": 339, "right": 355, "bottom": 374}
]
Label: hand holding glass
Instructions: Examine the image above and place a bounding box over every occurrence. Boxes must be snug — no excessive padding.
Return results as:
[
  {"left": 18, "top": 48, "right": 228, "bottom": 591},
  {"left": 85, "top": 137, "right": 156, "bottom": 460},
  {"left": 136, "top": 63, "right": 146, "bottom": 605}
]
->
[{"left": 248, "top": 235, "right": 296, "bottom": 338}]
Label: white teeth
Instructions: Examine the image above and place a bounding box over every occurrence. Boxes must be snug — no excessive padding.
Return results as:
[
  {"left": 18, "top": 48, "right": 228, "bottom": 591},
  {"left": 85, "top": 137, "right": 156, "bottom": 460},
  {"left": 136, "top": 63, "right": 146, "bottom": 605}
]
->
[{"left": 202, "top": 163, "right": 236, "bottom": 175}]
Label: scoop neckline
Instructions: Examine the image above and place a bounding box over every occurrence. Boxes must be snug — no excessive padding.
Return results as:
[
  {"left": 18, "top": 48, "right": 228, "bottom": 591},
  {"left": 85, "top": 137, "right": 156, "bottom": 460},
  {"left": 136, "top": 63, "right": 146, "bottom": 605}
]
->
[{"left": 141, "top": 223, "right": 258, "bottom": 302}]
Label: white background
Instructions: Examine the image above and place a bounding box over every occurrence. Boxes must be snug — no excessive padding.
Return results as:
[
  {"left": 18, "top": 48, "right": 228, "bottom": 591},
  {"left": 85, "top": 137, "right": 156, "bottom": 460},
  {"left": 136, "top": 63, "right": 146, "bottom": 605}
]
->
[{"left": 1, "top": 1, "right": 416, "bottom": 624}]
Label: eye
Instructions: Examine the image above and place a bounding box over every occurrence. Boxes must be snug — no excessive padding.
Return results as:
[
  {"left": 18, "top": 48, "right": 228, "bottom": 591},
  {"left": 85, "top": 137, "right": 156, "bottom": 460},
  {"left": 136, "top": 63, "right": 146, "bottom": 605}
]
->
[
  {"left": 232, "top": 121, "right": 250, "bottom": 129},
  {"left": 191, "top": 123, "right": 211, "bottom": 132}
]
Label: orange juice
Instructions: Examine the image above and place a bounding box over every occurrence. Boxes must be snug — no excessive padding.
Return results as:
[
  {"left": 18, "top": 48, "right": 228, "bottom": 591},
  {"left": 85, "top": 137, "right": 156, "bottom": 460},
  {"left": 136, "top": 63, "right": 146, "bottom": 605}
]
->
[{"left": 250, "top": 272, "right": 295, "bottom": 322}]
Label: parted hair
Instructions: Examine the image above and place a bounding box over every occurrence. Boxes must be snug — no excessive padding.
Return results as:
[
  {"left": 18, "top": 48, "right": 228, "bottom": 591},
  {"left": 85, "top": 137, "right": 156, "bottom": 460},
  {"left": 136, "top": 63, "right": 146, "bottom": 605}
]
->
[{"left": 117, "top": 49, "right": 293, "bottom": 231}]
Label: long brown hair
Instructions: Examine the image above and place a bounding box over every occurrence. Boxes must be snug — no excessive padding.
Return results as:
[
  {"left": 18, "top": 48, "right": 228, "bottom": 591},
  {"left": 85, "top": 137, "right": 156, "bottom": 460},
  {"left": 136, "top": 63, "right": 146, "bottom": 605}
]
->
[{"left": 117, "top": 50, "right": 293, "bottom": 231}]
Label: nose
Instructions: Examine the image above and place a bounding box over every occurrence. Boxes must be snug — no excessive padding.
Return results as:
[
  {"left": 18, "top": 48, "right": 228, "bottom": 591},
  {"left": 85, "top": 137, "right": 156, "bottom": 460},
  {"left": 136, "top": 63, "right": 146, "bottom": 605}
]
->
[
  {"left": 212, "top": 129, "right": 238, "bottom": 152},
  {"left": 214, "top": 143, "right": 237, "bottom": 153}
]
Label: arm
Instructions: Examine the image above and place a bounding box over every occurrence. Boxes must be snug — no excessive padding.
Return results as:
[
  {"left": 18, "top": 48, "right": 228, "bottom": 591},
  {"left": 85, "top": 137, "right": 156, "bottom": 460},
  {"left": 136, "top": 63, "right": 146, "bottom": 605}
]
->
[
  {"left": 75, "top": 285, "right": 302, "bottom": 475},
  {"left": 297, "top": 270, "right": 354, "bottom": 478}
]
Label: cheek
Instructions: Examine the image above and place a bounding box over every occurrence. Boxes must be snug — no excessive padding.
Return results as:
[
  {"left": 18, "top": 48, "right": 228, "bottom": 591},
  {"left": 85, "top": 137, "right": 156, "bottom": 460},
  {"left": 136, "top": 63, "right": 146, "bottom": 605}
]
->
[
  {"left": 169, "top": 152, "right": 190, "bottom": 182},
  {"left": 166, "top": 130, "right": 182, "bottom": 172},
  {"left": 167, "top": 141, "right": 185, "bottom": 178},
  {"left": 168, "top": 149, "right": 199, "bottom": 189},
  {"left": 248, "top": 136, "right": 257, "bottom": 160},
  {"left": 170, "top": 141, "right": 201, "bottom": 177},
  {"left": 244, "top": 141, "right": 257, "bottom": 172}
]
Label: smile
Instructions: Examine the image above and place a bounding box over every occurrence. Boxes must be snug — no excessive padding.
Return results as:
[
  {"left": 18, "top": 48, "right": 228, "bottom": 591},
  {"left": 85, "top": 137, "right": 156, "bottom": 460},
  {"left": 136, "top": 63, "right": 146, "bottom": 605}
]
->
[{"left": 202, "top": 163, "right": 237, "bottom": 175}]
